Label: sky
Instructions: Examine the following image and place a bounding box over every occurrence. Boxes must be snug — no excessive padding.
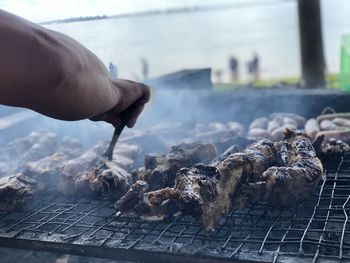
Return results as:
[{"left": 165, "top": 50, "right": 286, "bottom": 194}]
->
[{"left": 0, "top": 0, "right": 276, "bottom": 23}]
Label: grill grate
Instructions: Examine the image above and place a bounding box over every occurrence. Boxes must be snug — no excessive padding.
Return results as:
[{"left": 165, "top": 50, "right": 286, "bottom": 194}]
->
[{"left": 1, "top": 154, "right": 350, "bottom": 263}]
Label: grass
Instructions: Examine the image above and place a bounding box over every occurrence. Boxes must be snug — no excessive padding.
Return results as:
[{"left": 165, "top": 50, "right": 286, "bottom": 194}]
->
[{"left": 214, "top": 73, "right": 340, "bottom": 91}]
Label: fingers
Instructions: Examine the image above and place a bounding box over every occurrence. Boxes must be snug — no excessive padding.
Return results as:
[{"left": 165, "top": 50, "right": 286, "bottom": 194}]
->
[
  {"left": 90, "top": 79, "right": 151, "bottom": 128},
  {"left": 113, "top": 79, "right": 151, "bottom": 112},
  {"left": 90, "top": 112, "right": 122, "bottom": 128},
  {"left": 126, "top": 103, "right": 145, "bottom": 128},
  {"left": 113, "top": 79, "right": 151, "bottom": 127}
]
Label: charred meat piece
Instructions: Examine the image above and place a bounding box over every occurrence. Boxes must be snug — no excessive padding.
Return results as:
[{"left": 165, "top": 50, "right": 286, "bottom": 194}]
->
[
  {"left": 117, "top": 140, "right": 277, "bottom": 231},
  {"left": 58, "top": 142, "right": 107, "bottom": 195},
  {"left": 217, "top": 139, "right": 277, "bottom": 209},
  {"left": 133, "top": 141, "right": 217, "bottom": 191},
  {"left": 242, "top": 129, "right": 323, "bottom": 207},
  {"left": 59, "top": 141, "right": 132, "bottom": 199},
  {"left": 210, "top": 145, "right": 238, "bottom": 166},
  {"left": 89, "top": 160, "right": 131, "bottom": 200},
  {"left": 313, "top": 135, "right": 350, "bottom": 158},
  {"left": 0, "top": 131, "right": 60, "bottom": 178},
  {"left": 117, "top": 165, "right": 219, "bottom": 224},
  {"left": 0, "top": 174, "right": 38, "bottom": 211}
]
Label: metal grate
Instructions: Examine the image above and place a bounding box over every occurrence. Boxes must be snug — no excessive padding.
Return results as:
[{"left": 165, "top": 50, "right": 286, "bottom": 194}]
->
[{"left": 1, "top": 154, "right": 350, "bottom": 263}]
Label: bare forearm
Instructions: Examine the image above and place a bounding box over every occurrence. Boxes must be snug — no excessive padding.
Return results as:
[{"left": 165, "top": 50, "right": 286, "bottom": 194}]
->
[{"left": 0, "top": 10, "right": 118, "bottom": 120}]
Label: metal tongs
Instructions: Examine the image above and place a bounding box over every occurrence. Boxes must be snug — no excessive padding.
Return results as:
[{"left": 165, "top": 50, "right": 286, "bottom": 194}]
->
[{"left": 102, "top": 121, "right": 127, "bottom": 161}]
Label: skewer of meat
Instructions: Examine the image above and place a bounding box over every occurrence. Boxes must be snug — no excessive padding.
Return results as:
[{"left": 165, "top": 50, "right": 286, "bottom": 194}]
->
[
  {"left": 116, "top": 139, "right": 277, "bottom": 231},
  {"left": 117, "top": 129, "right": 322, "bottom": 232},
  {"left": 131, "top": 141, "right": 217, "bottom": 191},
  {"left": 241, "top": 129, "right": 323, "bottom": 207}
]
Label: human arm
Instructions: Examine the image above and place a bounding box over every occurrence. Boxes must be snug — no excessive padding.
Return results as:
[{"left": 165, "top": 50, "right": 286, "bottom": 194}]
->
[{"left": 0, "top": 10, "right": 150, "bottom": 127}]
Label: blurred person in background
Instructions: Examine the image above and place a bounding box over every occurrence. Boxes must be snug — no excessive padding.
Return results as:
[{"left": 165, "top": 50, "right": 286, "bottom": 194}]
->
[
  {"left": 247, "top": 53, "right": 260, "bottom": 82},
  {"left": 214, "top": 69, "right": 223, "bottom": 84},
  {"left": 229, "top": 56, "right": 239, "bottom": 82},
  {"left": 140, "top": 57, "right": 149, "bottom": 80},
  {"left": 108, "top": 62, "right": 118, "bottom": 80},
  {"left": 0, "top": 10, "right": 150, "bottom": 129}
]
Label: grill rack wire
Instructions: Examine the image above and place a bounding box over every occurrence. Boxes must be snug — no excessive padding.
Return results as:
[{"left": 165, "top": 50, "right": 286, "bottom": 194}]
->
[{"left": 0, "top": 154, "right": 350, "bottom": 263}]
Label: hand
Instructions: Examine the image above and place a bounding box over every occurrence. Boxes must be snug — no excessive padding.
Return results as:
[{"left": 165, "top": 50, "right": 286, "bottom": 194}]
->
[{"left": 90, "top": 79, "right": 151, "bottom": 128}]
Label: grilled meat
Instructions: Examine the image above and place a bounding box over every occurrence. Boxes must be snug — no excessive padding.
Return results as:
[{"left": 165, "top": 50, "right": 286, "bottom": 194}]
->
[
  {"left": 0, "top": 131, "right": 60, "bottom": 178},
  {"left": 132, "top": 141, "right": 217, "bottom": 191},
  {"left": 117, "top": 129, "right": 323, "bottom": 231},
  {"left": 0, "top": 136, "right": 82, "bottom": 211},
  {"left": 58, "top": 142, "right": 106, "bottom": 195},
  {"left": 0, "top": 174, "right": 38, "bottom": 211},
  {"left": 313, "top": 135, "right": 350, "bottom": 158},
  {"left": 241, "top": 129, "right": 323, "bottom": 207},
  {"left": 117, "top": 140, "right": 277, "bottom": 231},
  {"left": 116, "top": 165, "right": 219, "bottom": 224},
  {"left": 89, "top": 159, "right": 131, "bottom": 200},
  {"left": 59, "top": 141, "right": 132, "bottom": 199},
  {"left": 17, "top": 139, "right": 83, "bottom": 191}
]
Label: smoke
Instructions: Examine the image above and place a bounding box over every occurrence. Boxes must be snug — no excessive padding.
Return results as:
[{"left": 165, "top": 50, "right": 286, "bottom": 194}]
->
[{"left": 0, "top": 68, "right": 345, "bottom": 149}]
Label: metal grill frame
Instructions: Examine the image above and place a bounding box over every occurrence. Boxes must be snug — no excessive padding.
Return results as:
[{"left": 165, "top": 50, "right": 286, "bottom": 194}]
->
[{"left": 0, "top": 154, "right": 350, "bottom": 263}]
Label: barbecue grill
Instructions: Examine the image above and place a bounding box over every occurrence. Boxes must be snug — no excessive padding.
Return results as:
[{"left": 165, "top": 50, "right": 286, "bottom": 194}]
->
[{"left": 0, "top": 154, "right": 349, "bottom": 263}]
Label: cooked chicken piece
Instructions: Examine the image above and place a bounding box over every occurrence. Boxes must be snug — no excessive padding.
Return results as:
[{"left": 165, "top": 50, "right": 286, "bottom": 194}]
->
[
  {"left": 241, "top": 129, "right": 323, "bottom": 207},
  {"left": 314, "top": 130, "right": 350, "bottom": 144},
  {"left": 58, "top": 142, "right": 107, "bottom": 195},
  {"left": 116, "top": 165, "right": 218, "bottom": 224},
  {"left": 132, "top": 141, "right": 217, "bottom": 191},
  {"left": 58, "top": 141, "right": 132, "bottom": 199},
  {"left": 0, "top": 131, "right": 60, "bottom": 177},
  {"left": 0, "top": 130, "right": 53, "bottom": 162},
  {"left": 313, "top": 135, "right": 350, "bottom": 158},
  {"left": 19, "top": 140, "right": 84, "bottom": 191},
  {"left": 210, "top": 145, "right": 238, "bottom": 166},
  {"left": 89, "top": 160, "right": 131, "bottom": 200},
  {"left": 117, "top": 140, "right": 277, "bottom": 231},
  {"left": 0, "top": 174, "right": 38, "bottom": 211},
  {"left": 0, "top": 136, "right": 82, "bottom": 211}
]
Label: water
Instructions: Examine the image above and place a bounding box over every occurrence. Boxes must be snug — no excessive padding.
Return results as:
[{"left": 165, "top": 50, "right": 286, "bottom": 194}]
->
[{"left": 43, "top": 0, "right": 349, "bottom": 82}]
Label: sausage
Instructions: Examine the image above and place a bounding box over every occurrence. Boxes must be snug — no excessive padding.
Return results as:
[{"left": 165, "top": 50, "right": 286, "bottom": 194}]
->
[
  {"left": 227, "top": 121, "right": 244, "bottom": 136},
  {"left": 208, "top": 122, "right": 227, "bottom": 131},
  {"left": 314, "top": 130, "right": 350, "bottom": 143},
  {"left": 271, "top": 124, "right": 295, "bottom": 141},
  {"left": 316, "top": 113, "right": 350, "bottom": 123},
  {"left": 248, "top": 128, "right": 272, "bottom": 140},
  {"left": 269, "top": 113, "right": 306, "bottom": 127},
  {"left": 332, "top": 118, "right": 350, "bottom": 128},
  {"left": 272, "top": 116, "right": 298, "bottom": 128},
  {"left": 320, "top": 120, "right": 345, "bottom": 131},
  {"left": 304, "top": 118, "right": 320, "bottom": 139},
  {"left": 249, "top": 117, "right": 268, "bottom": 130},
  {"left": 267, "top": 120, "right": 280, "bottom": 133}
]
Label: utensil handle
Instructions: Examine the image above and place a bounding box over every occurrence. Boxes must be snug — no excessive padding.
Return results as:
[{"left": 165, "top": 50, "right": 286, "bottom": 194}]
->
[{"left": 103, "top": 122, "right": 126, "bottom": 160}]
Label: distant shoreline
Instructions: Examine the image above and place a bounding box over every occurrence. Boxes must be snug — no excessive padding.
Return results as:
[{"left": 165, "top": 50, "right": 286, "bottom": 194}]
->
[
  {"left": 40, "top": 0, "right": 291, "bottom": 25},
  {"left": 40, "top": 6, "right": 203, "bottom": 25}
]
